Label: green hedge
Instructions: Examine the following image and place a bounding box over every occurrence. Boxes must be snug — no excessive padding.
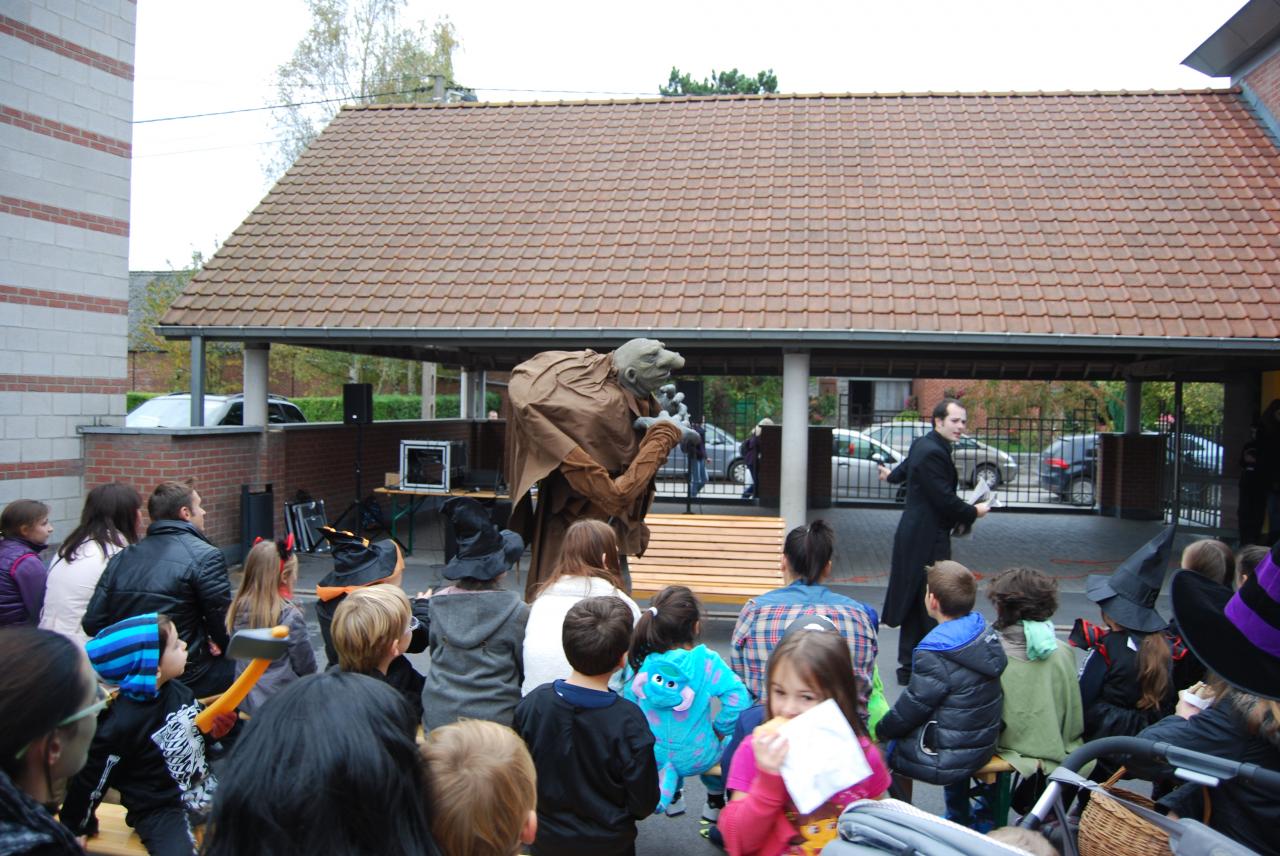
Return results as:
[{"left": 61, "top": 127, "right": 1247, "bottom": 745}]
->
[
  {"left": 127, "top": 392, "right": 162, "bottom": 412},
  {"left": 290, "top": 391, "right": 502, "bottom": 422},
  {"left": 127, "top": 391, "right": 502, "bottom": 420}
]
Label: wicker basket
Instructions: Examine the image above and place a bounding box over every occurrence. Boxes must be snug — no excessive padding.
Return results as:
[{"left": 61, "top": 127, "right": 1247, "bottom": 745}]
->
[{"left": 1077, "top": 768, "right": 1171, "bottom": 856}]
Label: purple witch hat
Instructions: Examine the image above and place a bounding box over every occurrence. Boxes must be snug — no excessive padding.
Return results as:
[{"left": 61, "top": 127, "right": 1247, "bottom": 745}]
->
[{"left": 1171, "top": 541, "right": 1280, "bottom": 701}]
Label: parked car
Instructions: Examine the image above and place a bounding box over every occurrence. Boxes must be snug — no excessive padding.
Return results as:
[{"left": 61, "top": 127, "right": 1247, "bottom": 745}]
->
[
  {"left": 862, "top": 421, "right": 1019, "bottom": 487},
  {"left": 126, "top": 393, "right": 307, "bottom": 428},
  {"left": 1041, "top": 431, "right": 1222, "bottom": 508},
  {"left": 831, "top": 428, "right": 905, "bottom": 500},
  {"left": 659, "top": 422, "right": 745, "bottom": 482},
  {"left": 1040, "top": 433, "right": 1098, "bottom": 506}
]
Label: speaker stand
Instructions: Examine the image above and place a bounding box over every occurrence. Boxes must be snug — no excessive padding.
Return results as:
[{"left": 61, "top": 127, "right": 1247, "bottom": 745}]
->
[{"left": 332, "top": 420, "right": 366, "bottom": 536}]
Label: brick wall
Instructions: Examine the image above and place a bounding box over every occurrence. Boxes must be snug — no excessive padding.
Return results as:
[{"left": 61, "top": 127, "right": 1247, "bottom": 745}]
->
[
  {"left": 1098, "top": 433, "right": 1165, "bottom": 520},
  {"left": 1, "top": 0, "right": 136, "bottom": 534},
  {"left": 1244, "top": 46, "right": 1280, "bottom": 131},
  {"left": 81, "top": 419, "right": 507, "bottom": 555}
]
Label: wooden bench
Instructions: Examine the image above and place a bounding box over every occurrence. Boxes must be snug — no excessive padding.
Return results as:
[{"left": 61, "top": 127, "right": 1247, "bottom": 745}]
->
[
  {"left": 629, "top": 514, "right": 786, "bottom": 609},
  {"left": 83, "top": 803, "right": 144, "bottom": 856}
]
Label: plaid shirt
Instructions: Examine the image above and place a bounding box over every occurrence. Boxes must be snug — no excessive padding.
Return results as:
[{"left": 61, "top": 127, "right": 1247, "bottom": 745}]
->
[{"left": 731, "top": 582, "right": 879, "bottom": 706}]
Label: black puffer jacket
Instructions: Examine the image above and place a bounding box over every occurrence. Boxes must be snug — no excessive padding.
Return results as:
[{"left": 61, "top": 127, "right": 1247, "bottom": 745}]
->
[
  {"left": 1134, "top": 693, "right": 1280, "bottom": 856},
  {"left": 82, "top": 519, "right": 231, "bottom": 687},
  {"left": 877, "top": 612, "right": 1007, "bottom": 785}
]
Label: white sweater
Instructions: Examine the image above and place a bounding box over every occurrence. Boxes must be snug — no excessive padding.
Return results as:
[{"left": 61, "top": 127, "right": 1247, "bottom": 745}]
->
[
  {"left": 40, "top": 540, "right": 120, "bottom": 649},
  {"left": 520, "top": 575, "right": 641, "bottom": 696}
]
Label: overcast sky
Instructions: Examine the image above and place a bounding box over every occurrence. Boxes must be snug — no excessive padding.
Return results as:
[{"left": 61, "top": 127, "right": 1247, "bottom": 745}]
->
[{"left": 129, "top": 0, "right": 1244, "bottom": 270}]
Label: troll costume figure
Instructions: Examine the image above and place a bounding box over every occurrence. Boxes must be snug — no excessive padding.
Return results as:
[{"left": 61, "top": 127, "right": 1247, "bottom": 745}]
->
[{"left": 506, "top": 339, "right": 696, "bottom": 599}]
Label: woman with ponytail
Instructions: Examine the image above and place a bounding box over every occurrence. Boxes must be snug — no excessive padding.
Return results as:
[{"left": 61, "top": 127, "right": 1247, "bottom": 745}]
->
[{"left": 730, "top": 520, "right": 884, "bottom": 730}]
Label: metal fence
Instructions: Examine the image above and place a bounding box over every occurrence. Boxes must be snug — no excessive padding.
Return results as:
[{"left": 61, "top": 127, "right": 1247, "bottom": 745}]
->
[{"left": 1160, "top": 422, "right": 1225, "bottom": 529}]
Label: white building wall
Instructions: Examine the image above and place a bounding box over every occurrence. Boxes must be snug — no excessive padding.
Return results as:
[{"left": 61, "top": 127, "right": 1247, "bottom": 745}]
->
[{"left": 0, "top": 0, "right": 135, "bottom": 534}]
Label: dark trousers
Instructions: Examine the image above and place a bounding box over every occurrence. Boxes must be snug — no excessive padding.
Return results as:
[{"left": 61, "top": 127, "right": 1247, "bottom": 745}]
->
[
  {"left": 133, "top": 807, "right": 196, "bottom": 856},
  {"left": 183, "top": 655, "right": 235, "bottom": 698},
  {"left": 896, "top": 598, "right": 936, "bottom": 678}
]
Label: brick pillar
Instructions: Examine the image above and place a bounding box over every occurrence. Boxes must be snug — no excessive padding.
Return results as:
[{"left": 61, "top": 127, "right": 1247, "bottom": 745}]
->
[
  {"left": 1098, "top": 433, "right": 1166, "bottom": 520},
  {"left": 757, "top": 425, "right": 830, "bottom": 510}
]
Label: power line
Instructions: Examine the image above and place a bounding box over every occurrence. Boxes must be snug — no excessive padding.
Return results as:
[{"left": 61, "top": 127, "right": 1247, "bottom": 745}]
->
[
  {"left": 132, "top": 84, "right": 656, "bottom": 124},
  {"left": 132, "top": 84, "right": 434, "bottom": 124}
]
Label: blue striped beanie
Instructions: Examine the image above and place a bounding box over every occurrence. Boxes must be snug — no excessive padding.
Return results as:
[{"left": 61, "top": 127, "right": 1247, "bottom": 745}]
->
[{"left": 86, "top": 613, "right": 161, "bottom": 700}]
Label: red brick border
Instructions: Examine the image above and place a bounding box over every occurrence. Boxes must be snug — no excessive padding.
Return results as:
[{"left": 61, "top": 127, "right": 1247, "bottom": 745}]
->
[
  {"left": 0, "top": 375, "right": 127, "bottom": 394},
  {"left": 0, "top": 107, "right": 130, "bottom": 158},
  {"left": 0, "top": 458, "right": 82, "bottom": 480},
  {"left": 0, "top": 15, "right": 134, "bottom": 81},
  {"left": 0, "top": 195, "right": 128, "bottom": 237},
  {"left": 0, "top": 284, "right": 127, "bottom": 315}
]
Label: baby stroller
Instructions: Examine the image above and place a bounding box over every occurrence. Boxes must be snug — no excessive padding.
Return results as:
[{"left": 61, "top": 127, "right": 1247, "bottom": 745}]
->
[{"left": 822, "top": 736, "right": 1280, "bottom": 855}]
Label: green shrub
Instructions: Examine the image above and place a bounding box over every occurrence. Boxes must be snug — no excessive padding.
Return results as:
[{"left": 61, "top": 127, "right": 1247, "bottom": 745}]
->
[{"left": 126, "top": 392, "right": 162, "bottom": 413}]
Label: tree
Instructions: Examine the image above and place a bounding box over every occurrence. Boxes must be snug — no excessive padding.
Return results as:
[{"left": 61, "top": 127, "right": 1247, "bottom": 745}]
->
[
  {"left": 135, "top": 254, "right": 239, "bottom": 393},
  {"left": 659, "top": 67, "right": 778, "bottom": 97},
  {"left": 267, "top": 0, "right": 465, "bottom": 179}
]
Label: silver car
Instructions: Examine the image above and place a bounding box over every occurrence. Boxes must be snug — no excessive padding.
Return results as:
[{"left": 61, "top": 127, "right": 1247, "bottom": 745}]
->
[
  {"left": 831, "top": 429, "right": 904, "bottom": 499},
  {"left": 659, "top": 422, "right": 745, "bottom": 481},
  {"left": 862, "top": 421, "right": 1019, "bottom": 487}
]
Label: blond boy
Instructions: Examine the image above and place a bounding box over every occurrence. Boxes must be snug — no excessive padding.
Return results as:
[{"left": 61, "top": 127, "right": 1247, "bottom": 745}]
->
[
  {"left": 423, "top": 720, "right": 537, "bottom": 856},
  {"left": 331, "top": 584, "right": 423, "bottom": 716}
]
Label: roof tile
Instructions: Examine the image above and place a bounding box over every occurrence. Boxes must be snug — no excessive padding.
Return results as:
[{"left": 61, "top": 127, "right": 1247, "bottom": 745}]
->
[{"left": 168, "top": 91, "right": 1280, "bottom": 340}]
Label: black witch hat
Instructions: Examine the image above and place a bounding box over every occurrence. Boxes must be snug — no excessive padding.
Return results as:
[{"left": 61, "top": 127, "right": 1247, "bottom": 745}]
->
[{"left": 1085, "top": 524, "right": 1176, "bottom": 633}]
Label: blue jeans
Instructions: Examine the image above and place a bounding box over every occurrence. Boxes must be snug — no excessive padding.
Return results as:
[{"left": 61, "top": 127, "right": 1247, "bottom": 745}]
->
[{"left": 943, "top": 779, "right": 997, "bottom": 831}]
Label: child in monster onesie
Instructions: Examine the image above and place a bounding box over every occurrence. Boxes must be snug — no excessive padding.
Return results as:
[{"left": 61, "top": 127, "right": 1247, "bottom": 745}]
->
[{"left": 624, "top": 585, "right": 750, "bottom": 821}]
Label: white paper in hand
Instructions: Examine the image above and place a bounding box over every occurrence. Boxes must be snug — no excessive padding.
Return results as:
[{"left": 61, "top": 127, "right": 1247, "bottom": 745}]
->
[{"left": 778, "top": 698, "right": 872, "bottom": 814}]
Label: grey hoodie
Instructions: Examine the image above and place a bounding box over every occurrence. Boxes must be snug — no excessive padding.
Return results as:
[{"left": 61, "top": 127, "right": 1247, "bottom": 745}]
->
[{"left": 421, "top": 587, "right": 529, "bottom": 732}]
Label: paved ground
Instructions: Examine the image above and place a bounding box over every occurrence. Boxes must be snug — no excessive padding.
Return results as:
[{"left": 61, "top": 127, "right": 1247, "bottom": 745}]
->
[{"left": 284, "top": 502, "right": 1183, "bottom": 854}]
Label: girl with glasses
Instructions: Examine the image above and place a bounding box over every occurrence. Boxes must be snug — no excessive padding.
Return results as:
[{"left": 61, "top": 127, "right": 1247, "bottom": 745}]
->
[{"left": 0, "top": 626, "right": 102, "bottom": 855}]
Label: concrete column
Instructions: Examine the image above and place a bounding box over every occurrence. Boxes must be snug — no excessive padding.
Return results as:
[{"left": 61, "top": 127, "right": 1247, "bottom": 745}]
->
[
  {"left": 780, "top": 350, "right": 810, "bottom": 530},
  {"left": 189, "top": 336, "right": 205, "bottom": 427},
  {"left": 460, "top": 369, "right": 487, "bottom": 419},
  {"left": 421, "top": 362, "right": 437, "bottom": 419},
  {"left": 1125, "top": 381, "right": 1142, "bottom": 435},
  {"left": 243, "top": 344, "right": 270, "bottom": 426}
]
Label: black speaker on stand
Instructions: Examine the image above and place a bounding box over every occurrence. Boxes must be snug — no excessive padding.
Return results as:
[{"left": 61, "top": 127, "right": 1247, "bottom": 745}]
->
[{"left": 333, "top": 383, "right": 373, "bottom": 534}]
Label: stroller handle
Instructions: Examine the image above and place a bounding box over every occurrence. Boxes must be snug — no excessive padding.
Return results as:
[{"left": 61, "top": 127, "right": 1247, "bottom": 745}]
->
[
  {"left": 1021, "top": 736, "right": 1280, "bottom": 830},
  {"left": 1056, "top": 736, "right": 1280, "bottom": 789}
]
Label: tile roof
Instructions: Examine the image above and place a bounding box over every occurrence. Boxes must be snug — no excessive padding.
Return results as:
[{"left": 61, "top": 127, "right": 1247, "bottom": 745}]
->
[{"left": 165, "top": 91, "right": 1280, "bottom": 342}]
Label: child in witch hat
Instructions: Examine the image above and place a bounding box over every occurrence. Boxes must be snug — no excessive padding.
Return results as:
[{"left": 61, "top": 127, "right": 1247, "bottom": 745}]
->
[
  {"left": 1130, "top": 541, "right": 1280, "bottom": 854},
  {"left": 316, "top": 527, "right": 426, "bottom": 717},
  {"left": 418, "top": 497, "right": 529, "bottom": 733},
  {"left": 1071, "top": 526, "right": 1182, "bottom": 754}
]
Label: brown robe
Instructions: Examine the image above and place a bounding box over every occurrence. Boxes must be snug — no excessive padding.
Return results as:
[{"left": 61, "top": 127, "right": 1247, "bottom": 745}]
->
[{"left": 505, "top": 348, "right": 683, "bottom": 600}]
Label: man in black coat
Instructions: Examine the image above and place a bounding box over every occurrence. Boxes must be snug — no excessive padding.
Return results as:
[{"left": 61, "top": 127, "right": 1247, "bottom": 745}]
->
[
  {"left": 83, "top": 481, "right": 234, "bottom": 696},
  {"left": 878, "top": 399, "right": 988, "bottom": 685}
]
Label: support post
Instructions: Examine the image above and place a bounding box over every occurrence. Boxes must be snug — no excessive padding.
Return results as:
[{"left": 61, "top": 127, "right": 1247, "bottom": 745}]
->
[
  {"left": 1125, "top": 380, "right": 1142, "bottom": 435},
  {"left": 243, "top": 344, "right": 270, "bottom": 426},
  {"left": 421, "top": 362, "right": 437, "bottom": 419},
  {"left": 780, "top": 351, "right": 810, "bottom": 531},
  {"left": 1172, "top": 381, "right": 1184, "bottom": 524},
  {"left": 460, "top": 368, "right": 487, "bottom": 419},
  {"left": 189, "top": 335, "right": 205, "bottom": 427}
]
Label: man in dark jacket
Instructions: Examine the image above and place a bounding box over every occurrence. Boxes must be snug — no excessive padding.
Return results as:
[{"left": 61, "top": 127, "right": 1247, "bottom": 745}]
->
[
  {"left": 82, "top": 482, "right": 233, "bottom": 697},
  {"left": 876, "top": 560, "right": 1006, "bottom": 830},
  {"left": 880, "top": 399, "right": 989, "bottom": 684}
]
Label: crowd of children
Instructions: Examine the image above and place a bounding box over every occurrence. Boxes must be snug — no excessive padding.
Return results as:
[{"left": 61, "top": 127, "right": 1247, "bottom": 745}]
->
[{"left": 2, "top": 480, "right": 1280, "bottom": 856}]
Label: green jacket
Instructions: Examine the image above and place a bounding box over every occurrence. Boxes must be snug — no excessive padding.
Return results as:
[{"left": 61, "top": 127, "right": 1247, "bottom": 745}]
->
[{"left": 995, "top": 629, "right": 1085, "bottom": 777}]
